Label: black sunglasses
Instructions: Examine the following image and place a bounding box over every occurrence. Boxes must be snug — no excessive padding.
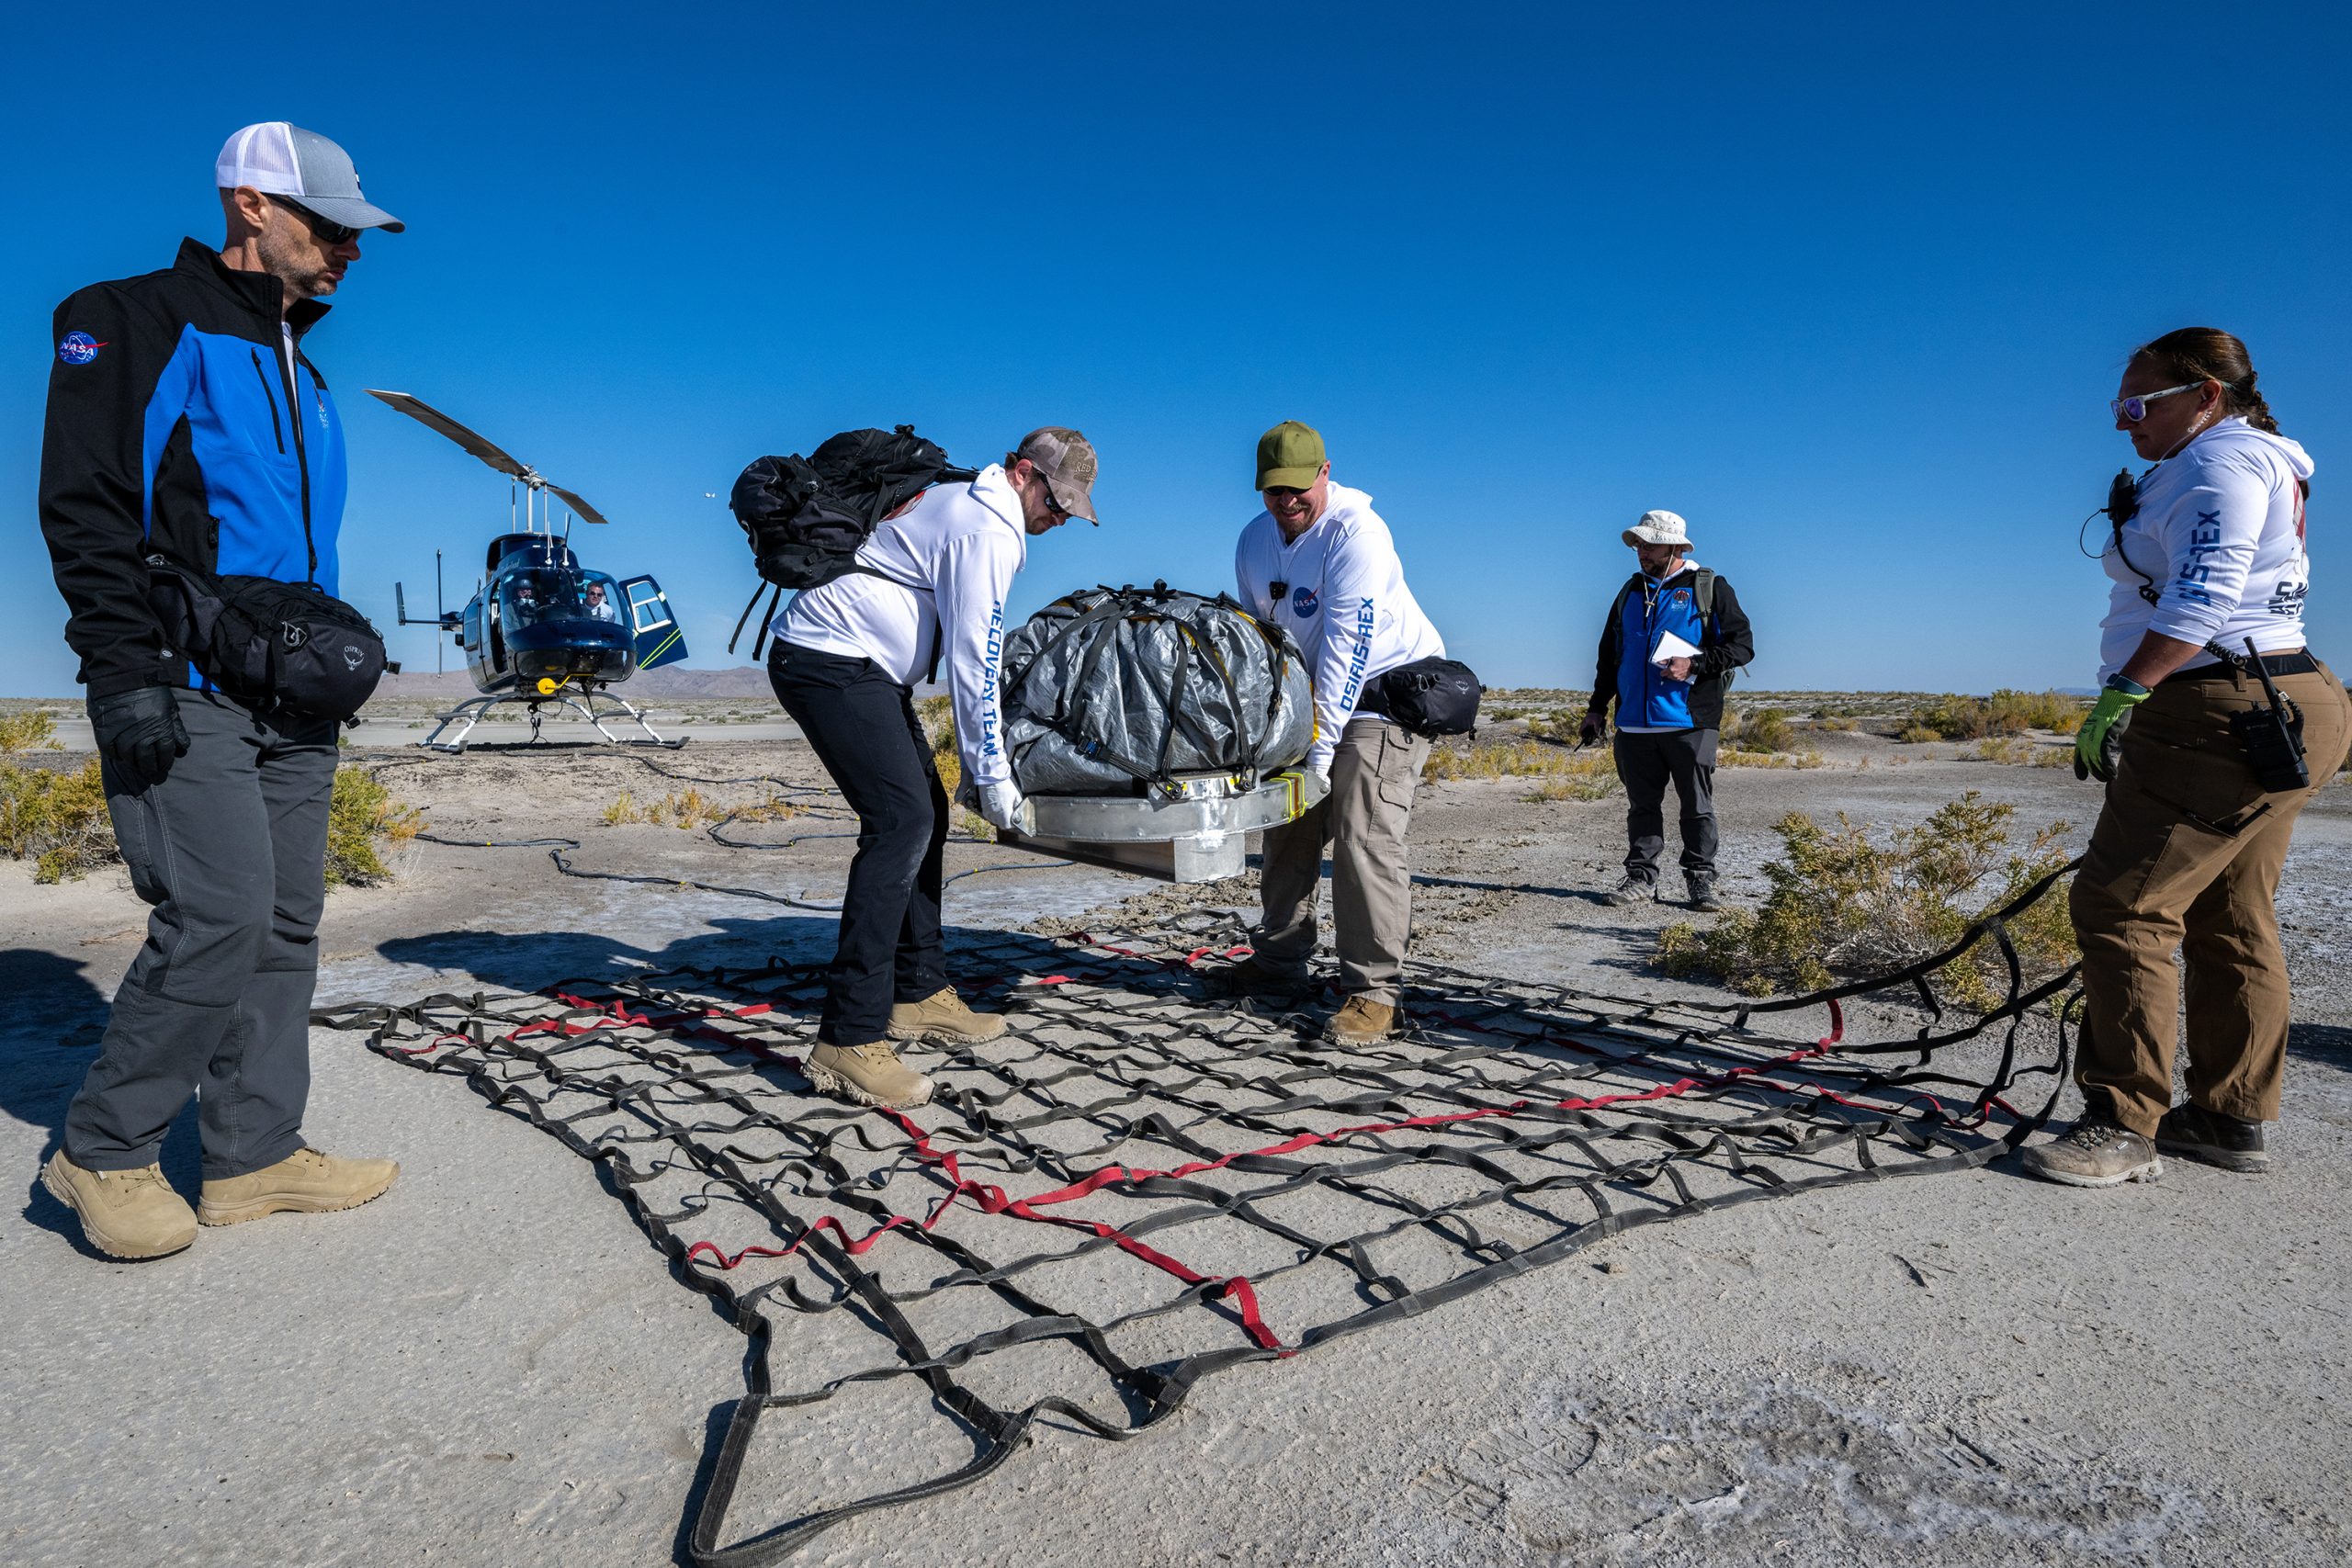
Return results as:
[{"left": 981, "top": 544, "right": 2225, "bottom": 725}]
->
[
  {"left": 269, "top": 195, "right": 359, "bottom": 246},
  {"left": 1023, "top": 458, "right": 1069, "bottom": 517}
]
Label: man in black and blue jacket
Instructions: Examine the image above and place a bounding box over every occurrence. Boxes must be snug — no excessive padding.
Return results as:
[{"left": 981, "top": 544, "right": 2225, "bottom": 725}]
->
[
  {"left": 1578, "top": 510, "right": 1756, "bottom": 910},
  {"left": 35, "top": 123, "right": 404, "bottom": 1260}
]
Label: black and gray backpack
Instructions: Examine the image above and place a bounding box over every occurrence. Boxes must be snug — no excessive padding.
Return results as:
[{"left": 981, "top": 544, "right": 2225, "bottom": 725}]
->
[{"left": 726, "top": 424, "right": 976, "bottom": 654}]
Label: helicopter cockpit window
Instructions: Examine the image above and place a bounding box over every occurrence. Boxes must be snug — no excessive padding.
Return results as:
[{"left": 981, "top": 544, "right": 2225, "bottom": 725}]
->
[
  {"left": 498, "top": 569, "right": 623, "bottom": 629},
  {"left": 626, "top": 580, "right": 673, "bottom": 634}
]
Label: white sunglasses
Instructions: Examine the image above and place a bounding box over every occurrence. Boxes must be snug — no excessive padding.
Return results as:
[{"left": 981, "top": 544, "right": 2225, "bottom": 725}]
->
[{"left": 2110, "top": 382, "right": 2203, "bottom": 423}]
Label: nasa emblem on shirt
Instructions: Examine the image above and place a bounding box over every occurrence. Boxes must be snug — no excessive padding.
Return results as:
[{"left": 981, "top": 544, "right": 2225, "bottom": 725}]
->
[
  {"left": 1292, "top": 584, "right": 1318, "bottom": 616},
  {"left": 57, "top": 332, "right": 105, "bottom": 365}
]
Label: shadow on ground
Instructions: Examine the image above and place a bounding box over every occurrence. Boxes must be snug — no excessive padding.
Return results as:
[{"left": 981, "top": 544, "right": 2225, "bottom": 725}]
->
[{"left": 2290, "top": 1021, "right": 2352, "bottom": 1075}]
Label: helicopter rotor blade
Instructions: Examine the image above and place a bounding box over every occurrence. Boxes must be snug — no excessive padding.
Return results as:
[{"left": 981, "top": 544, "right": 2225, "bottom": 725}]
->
[
  {"left": 545, "top": 484, "right": 611, "bottom": 525},
  {"left": 365, "top": 390, "right": 533, "bottom": 481}
]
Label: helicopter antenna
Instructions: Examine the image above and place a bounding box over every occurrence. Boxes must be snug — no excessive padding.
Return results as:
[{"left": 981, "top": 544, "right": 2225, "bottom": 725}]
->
[{"left": 366, "top": 389, "right": 613, "bottom": 525}]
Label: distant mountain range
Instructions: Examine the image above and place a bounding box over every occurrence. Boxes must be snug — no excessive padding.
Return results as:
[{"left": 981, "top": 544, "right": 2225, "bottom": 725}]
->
[{"left": 368, "top": 666, "right": 778, "bottom": 703}]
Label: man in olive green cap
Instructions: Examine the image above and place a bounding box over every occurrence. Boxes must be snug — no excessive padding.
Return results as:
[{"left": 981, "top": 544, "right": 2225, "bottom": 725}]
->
[{"left": 1212, "top": 421, "right": 1448, "bottom": 1043}]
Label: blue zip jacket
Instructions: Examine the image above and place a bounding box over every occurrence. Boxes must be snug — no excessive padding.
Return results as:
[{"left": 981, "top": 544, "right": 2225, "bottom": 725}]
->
[
  {"left": 1591, "top": 565, "right": 1756, "bottom": 730},
  {"left": 40, "top": 238, "right": 348, "bottom": 697}
]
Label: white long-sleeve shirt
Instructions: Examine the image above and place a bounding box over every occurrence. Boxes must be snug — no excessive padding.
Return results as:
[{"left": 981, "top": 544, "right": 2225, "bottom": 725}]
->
[
  {"left": 1234, "top": 482, "right": 1445, "bottom": 774},
  {"left": 775, "top": 465, "right": 1027, "bottom": 790},
  {"left": 2098, "top": 416, "right": 2313, "bottom": 681}
]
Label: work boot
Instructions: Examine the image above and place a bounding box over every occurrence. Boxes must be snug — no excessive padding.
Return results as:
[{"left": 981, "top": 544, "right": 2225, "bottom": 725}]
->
[
  {"left": 2019, "top": 1117, "right": 2161, "bottom": 1189},
  {"left": 41, "top": 1151, "right": 197, "bottom": 1260},
  {"left": 1686, "top": 874, "right": 1724, "bottom": 912},
  {"left": 1327, "top": 995, "right": 1400, "bottom": 1046},
  {"left": 807, "top": 1041, "right": 933, "bottom": 1110},
  {"left": 1205, "top": 953, "right": 1313, "bottom": 1000},
  {"left": 2155, "top": 1102, "right": 2269, "bottom": 1173},
  {"left": 1600, "top": 875, "right": 1656, "bottom": 908},
  {"left": 888, "top": 987, "right": 1008, "bottom": 1045},
  {"left": 198, "top": 1147, "right": 401, "bottom": 1226}
]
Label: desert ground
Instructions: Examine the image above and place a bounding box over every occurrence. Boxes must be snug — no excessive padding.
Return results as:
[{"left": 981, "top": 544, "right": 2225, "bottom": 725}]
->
[{"left": 2, "top": 691, "right": 2347, "bottom": 1568}]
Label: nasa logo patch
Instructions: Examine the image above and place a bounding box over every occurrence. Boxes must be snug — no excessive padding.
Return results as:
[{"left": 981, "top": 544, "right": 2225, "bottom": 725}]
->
[
  {"left": 57, "top": 332, "right": 104, "bottom": 366},
  {"left": 1292, "top": 584, "right": 1318, "bottom": 616}
]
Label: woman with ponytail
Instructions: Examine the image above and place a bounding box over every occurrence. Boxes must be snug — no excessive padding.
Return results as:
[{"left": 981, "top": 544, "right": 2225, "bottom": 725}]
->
[{"left": 2025, "top": 329, "right": 2352, "bottom": 1188}]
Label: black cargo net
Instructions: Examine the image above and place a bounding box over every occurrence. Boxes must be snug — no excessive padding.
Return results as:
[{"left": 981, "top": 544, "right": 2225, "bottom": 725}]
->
[{"left": 314, "top": 863, "right": 2078, "bottom": 1567}]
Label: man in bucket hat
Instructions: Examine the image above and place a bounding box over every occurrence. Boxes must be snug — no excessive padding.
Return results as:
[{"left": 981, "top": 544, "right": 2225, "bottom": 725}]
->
[
  {"left": 35, "top": 123, "right": 404, "bottom": 1260},
  {"left": 1578, "top": 510, "right": 1756, "bottom": 910}
]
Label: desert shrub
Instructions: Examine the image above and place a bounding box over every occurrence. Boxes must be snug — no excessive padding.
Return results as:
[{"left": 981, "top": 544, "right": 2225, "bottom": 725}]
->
[
  {"left": 1423, "top": 740, "right": 1619, "bottom": 796},
  {"left": 1720, "top": 747, "right": 1826, "bottom": 769},
  {"left": 603, "top": 787, "right": 727, "bottom": 830},
  {"left": 0, "top": 713, "right": 115, "bottom": 883},
  {"left": 0, "top": 711, "right": 64, "bottom": 754},
  {"left": 1724, "top": 705, "right": 1797, "bottom": 753},
  {"left": 1903, "top": 690, "right": 2088, "bottom": 742},
  {"left": 1521, "top": 773, "right": 1617, "bottom": 803},
  {"left": 324, "top": 765, "right": 425, "bottom": 887},
  {"left": 1654, "top": 790, "right": 2076, "bottom": 1010}
]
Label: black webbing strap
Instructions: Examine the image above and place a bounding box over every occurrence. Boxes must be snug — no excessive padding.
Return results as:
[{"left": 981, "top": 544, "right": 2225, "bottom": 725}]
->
[{"left": 313, "top": 846, "right": 2081, "bottom": 1565}]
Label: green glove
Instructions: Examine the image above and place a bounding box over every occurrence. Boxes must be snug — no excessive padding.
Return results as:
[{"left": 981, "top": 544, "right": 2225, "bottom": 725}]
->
[{"left": 2074, "top": 677, "right": 2150, "bottom": 782}]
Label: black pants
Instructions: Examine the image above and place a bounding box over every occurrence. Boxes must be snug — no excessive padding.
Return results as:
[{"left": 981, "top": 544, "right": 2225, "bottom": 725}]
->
[
  {"left": 770, "top": 643, "right": 949, "bottom": 1044},
  {"left": 1613, "top": 727, "right": 1718, "bottom": 882}
]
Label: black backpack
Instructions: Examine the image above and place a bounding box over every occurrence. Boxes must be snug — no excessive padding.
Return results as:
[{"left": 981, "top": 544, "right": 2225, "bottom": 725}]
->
[
  {"left": 726, "top": 424, "right": 976, "bottom": 655},
  {"left": 1374, "top": 656, "right": 1484, "bottom": 739},
  {"left": 146, "top": 558, "right": 390, "bottom": 724}
]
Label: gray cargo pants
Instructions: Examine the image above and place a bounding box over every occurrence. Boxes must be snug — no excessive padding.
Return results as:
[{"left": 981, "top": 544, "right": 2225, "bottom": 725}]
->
[
  {"left": 1252, "top": 715, "right": 1431, "bottom": 1006},
  {"left": 63, "top": 691, "right": 339, "bottom": 1179}
]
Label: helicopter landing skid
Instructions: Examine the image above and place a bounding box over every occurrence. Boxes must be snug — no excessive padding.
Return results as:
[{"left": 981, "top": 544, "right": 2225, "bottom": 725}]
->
[{"left": 419, "top": 690, "right": 687, "bottom": 753}]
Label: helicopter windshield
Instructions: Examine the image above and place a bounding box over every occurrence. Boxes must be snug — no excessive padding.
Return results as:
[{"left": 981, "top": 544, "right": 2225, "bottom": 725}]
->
[{"left": 498, "top": 568, "right": 624, "bottom": 629}]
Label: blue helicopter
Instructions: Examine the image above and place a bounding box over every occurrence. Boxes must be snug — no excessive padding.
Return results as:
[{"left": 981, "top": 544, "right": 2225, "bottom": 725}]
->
[{"left": 370, "top": 390, "right": 687, "bottom": 750}]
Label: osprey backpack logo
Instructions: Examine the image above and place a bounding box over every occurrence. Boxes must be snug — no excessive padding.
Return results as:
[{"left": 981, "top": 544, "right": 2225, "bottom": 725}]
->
[{"left": 57, "top": 333, "right": 106, "bottom": 365}]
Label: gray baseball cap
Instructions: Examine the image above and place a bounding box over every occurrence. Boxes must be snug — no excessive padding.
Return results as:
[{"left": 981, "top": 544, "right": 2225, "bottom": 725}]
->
[{"left": 216, "top": 121, "right": 404, "bottom": 233}]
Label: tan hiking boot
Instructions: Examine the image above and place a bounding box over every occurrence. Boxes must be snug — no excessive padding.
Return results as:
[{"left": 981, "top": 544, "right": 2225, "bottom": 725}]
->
[
  {"left": 888, "top": 987, "right": 1008, "bottom": 1044},
  {"left": 807, "top": 1041, "right": 934, "bottom": 1110},
  {"left": 2019, "top": 1118, "right": 2161, "bottom": 1189},
  {"left": 197, "top": 1147, "right": 400, "bottom": 1226},
  {"left": 1327, "top": 996, "right": 1400, "bottom": 1045},
  {"left": 41, "top": 1151, "right": 198, "bottom": 1260}
]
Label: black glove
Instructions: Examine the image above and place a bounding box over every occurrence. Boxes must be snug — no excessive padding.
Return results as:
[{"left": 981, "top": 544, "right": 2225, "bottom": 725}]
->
[{"left": 88, "top": 685, "right": 190, "bottom": 790}]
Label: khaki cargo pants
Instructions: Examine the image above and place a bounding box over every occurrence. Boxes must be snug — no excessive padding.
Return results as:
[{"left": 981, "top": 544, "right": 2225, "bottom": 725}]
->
[
  {"left": 2069, "top": 661, "right": 2352, "bottom": 1136},
  {"left": 1254, "top": 715, "right": 1431, "bottom": 1007}
]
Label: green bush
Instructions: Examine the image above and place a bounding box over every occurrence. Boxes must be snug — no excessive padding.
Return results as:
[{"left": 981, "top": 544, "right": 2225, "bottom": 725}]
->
[
  {"left": 1902, "top": 690, "right": 2088, "bottom": 741},
  {"left": 1724, "top": 705, "right": 1797, "bottom": 753},
  {"left": 1655, "top": 790, "right": 2077, "bottom": 1010},
  {"left": 323, "top": 766, "right": 425, "bottom": 887},
  {"left": 0, "top": 713, "right": 115, "bottom": 883}
]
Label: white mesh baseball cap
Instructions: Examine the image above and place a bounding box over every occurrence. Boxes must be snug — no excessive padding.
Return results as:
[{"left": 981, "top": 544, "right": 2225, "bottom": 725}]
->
[{"left": 215, "top": 122, "right": 404, "bottom": 233}]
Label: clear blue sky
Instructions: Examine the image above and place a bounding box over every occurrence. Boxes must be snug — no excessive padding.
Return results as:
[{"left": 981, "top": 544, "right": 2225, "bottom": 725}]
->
[{"left": 4, "top": 2, "right": 2346, "bottom": 696}]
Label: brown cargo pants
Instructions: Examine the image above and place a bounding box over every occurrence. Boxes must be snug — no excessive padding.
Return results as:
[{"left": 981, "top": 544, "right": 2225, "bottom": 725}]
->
[
  {"left": 2069, "top": 660, "right": 2352, "bottom": 1136},
  {"left": 1254, "top": 715, "right": 1432, "bottom": 1006}
]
